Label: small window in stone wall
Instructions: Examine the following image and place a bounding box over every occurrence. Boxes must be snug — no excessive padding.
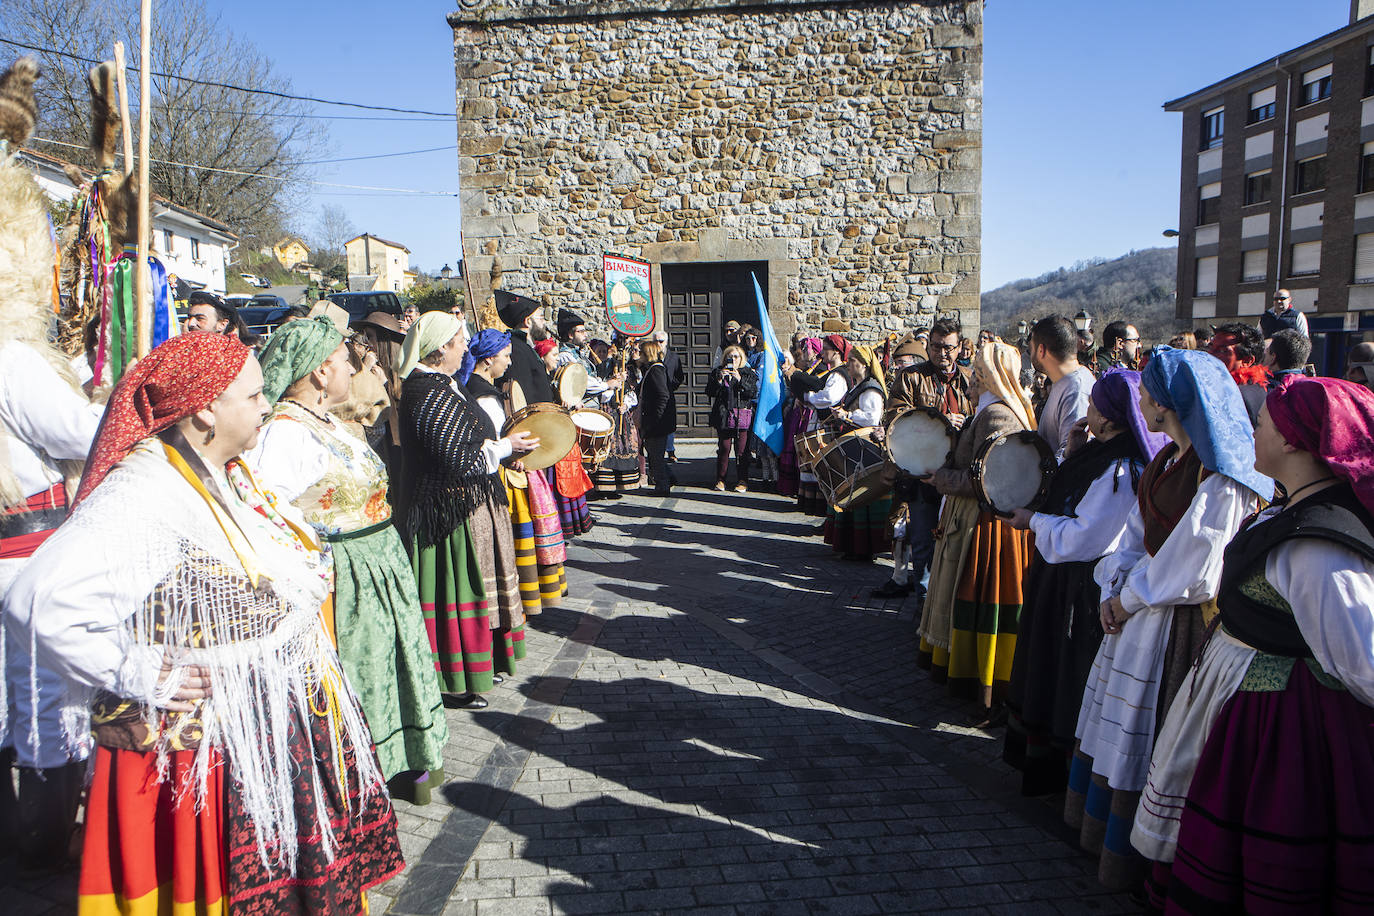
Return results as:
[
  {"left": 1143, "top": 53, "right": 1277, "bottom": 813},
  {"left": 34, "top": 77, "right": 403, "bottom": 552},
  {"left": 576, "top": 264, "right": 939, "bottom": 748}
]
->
[
  {"left": 1295, "top": 156, "right": 1326, "bottom": 195},
  {"left": 1245, "top": 170, "right": 1272, "bottom": 206}
]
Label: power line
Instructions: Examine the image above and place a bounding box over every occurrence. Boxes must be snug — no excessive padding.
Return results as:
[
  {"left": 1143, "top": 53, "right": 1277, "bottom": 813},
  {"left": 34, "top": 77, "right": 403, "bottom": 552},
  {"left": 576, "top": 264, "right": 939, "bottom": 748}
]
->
[
  {"left": 24, "top": 136, "right": 458, "bottom": 196},
  {"left": 163, "top": 106, "right": 454, "bottom": 123},
  {"left": 0, "top": 36, "right": 454, "bottom": 118},
  {"left": 305, "top": 145, "right": 455, "bottom": 165}
]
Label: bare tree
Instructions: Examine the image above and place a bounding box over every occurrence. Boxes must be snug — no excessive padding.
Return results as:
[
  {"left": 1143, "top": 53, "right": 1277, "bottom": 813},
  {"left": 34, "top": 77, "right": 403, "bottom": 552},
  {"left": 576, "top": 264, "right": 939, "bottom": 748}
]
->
[
  {"left": 4, "top": 0, "right": 326, "bottom": 246},
  {"left": 310, "top": 203, "right": 356, "bottom": 268}
]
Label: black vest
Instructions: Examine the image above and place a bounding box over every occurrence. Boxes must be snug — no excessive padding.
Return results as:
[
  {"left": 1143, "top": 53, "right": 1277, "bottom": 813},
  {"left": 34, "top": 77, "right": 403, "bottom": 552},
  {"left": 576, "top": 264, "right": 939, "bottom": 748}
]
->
[
  {"left": 1259, "top": 308, "right": 1301, "bottom": 338},
  {"left": 1038, "top": 433, "right": 1145, "bottom": 520},
  {"left": 1219, "top": 484, "right": 1374, "bottom": 657}
]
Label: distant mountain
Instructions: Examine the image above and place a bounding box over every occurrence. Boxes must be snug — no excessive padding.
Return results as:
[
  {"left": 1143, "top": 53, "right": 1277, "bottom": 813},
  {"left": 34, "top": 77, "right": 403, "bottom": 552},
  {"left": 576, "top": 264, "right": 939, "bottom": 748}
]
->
[{"left": 981, "top": 247, "right": 1183, "bottom": 344}]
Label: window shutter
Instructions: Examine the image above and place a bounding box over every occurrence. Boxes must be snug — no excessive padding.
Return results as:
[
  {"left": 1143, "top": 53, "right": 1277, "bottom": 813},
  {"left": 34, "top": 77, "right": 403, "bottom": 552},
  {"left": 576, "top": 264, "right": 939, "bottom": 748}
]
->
[
  {"left": 1250, "top": 86, "right": 1276, "bottom": 108},
  {"left": 1195, "top": 256, "right": 1218, "bottom": 296},
  {"left": 1356, "top": 234, "right": 1374, "bottom": 282},
  {"left": 1304, "top": 63, "right": 1333, "bottom": 84},
  {"left": 1200, "top": 181, "right": 1221, "bottom": 200},
  {"left": 1291, "top": 240, "right": 1322, "bottom": 275},
  {"left": 1242, "top": 248, "right": 1267, "bottom": 282}
]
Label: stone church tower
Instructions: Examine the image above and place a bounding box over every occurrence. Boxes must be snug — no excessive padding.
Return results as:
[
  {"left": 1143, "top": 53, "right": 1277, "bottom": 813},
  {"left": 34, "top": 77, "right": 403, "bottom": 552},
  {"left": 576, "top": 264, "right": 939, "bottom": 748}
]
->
[{"left": 450, "top": 0, "right": 981, "bottom": 431}]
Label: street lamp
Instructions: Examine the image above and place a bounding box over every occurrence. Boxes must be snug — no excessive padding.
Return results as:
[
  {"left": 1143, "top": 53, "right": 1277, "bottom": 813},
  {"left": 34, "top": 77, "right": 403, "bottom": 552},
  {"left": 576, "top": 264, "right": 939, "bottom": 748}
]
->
[
  {"left": 1073, "top": 310, "right": 1092, "bottom": 332},
  {"left": 440, "top": 264, "right": 453, "bottom": 281},
  {"left": 1016, "top": 319, "right": 1028, "bottom": 339},
  {"left": 1162, "top": 229, "right": 1180, "bottom": 238}
]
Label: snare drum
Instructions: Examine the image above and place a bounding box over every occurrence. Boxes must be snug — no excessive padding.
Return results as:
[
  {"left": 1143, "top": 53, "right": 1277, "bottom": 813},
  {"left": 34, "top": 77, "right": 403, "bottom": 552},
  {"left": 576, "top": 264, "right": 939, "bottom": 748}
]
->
[
  {"left": 813, "top": 429, "right": 891, "bottom": 510},
  {"left": 795, "top": 427, "right": 836, "bottom": 470},
  {"left": 970, "top": 430, "right": 1056, "bottom": 514},
  {"left": 553, "top": 362, "right": 588, "bottom": 407},
  {"left": 503, "top": 402, "right": 577, "bottom": 471},
  {"left": 885, "top": 407, "right": 956, "bottom": 478},
  {"left": 572, "top": 408, "right": 615, "bottom": 467}
]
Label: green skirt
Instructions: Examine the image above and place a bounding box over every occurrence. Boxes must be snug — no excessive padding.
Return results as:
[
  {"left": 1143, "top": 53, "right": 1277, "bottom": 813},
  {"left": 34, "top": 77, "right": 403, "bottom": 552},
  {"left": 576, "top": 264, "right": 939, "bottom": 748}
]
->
[
  {"left": 331, "top": 525, "right": 449, "bottom": 781},
  {"left": 411, "top": 519, "right": 524, "bottom": 695}
]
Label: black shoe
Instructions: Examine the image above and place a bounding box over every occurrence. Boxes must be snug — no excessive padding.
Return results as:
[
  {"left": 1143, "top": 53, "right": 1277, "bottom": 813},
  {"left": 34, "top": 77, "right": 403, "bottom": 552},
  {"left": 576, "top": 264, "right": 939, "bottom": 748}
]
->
[
  {"left": 492, "top": 673, "right": 507, "bottom": 685},
  {"left": 443, "top": 692, "right": 489, "bottom": 709},
  {"left": 842, "top": 553, "right": 873, "bottom": 563},
  {"left": 873, "top": 579, "right": 914, "bottom": 598},
  {"left": 654, "top": 486, "right": 672, "bottom": 495}
]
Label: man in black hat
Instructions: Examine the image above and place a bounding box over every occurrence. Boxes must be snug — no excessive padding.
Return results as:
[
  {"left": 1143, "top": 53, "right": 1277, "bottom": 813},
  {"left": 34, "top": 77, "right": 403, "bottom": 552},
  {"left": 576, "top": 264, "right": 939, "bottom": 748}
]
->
[
  {"left": 494, "top": 290, "right": 555, "bottom": 404},
  {"left": 554, "top": 308, "right": 616, "bottom": 404}
]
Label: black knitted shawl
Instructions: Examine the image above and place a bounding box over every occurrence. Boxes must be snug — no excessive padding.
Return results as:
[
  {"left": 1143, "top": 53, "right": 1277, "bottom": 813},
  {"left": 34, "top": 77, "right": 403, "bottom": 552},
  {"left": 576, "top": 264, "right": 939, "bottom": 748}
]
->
[{"left": 395, "top": 371, "right": 505, "bottom": 550}]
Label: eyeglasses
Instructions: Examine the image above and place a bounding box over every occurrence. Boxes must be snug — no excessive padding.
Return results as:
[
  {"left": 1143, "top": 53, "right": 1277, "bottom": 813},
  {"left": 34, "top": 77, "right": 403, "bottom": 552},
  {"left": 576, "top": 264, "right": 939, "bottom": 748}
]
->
[
  {"left": 928, "top": 343, "right": 958, "bottom": 353},
  {"left": 1273, "top": 297, "right": 1290, "bottom": 303},
  {"left": 1124, "top": 337, "right": 1140, "bottom": 342}
]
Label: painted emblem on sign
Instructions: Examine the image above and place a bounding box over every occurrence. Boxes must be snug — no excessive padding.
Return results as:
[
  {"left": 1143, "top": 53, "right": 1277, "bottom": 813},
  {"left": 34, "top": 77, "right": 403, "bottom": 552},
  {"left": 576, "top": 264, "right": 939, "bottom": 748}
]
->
[{"left": 602, "top": 254, "right": 655, "bottom": 337}]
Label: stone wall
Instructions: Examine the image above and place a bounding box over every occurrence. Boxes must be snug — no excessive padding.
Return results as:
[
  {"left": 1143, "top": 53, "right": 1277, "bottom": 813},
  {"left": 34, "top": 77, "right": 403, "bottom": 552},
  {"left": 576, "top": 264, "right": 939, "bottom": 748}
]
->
[{"left": 452, "top": 0, "right": 982, "bottom": 342}]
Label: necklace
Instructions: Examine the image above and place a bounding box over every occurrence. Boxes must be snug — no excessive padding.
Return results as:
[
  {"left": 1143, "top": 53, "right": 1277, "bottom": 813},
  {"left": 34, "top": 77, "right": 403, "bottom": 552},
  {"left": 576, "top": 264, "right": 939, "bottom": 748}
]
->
[
  {"left": 1279, "top": 474, "right": 1339, "bottom": 506},
  {"left": 283, "top": 398, "right": 335, "bottom": 425}
]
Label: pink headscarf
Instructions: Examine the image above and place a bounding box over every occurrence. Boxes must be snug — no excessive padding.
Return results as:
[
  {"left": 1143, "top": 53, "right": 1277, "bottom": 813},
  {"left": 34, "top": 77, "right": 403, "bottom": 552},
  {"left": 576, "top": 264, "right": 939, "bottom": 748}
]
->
[{"left": 1266, "top": 377, "right": 1374, "bottom": 514}]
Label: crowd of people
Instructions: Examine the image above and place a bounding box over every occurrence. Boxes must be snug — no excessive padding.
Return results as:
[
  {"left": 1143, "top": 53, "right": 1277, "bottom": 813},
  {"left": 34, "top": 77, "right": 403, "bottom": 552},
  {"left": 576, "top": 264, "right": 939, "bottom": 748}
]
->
[
  {"left": 4, "top": 122, "right": 1374, "bottom": 911},
  {"left": 768, "top": 301, "right": 1374, "bottom": 912}
]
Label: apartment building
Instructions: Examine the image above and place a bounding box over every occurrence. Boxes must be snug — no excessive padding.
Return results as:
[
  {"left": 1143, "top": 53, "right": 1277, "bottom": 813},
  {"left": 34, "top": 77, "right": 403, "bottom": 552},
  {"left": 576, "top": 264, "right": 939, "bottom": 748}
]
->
[{"left": 1164, "top": 1, "right": 1374, "bottom": 373}]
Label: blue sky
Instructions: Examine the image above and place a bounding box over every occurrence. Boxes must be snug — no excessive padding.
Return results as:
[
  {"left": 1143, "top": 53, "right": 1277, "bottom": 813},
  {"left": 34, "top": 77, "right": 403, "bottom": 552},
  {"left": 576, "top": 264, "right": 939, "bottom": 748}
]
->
[{"left": 215, "top": 0, "right": 1351, "bottom": 288}]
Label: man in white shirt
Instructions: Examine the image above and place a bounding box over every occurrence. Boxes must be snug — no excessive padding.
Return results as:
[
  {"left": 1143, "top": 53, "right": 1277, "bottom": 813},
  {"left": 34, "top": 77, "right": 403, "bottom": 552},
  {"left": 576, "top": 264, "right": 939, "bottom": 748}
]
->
[{"left": 1029, "top": 315, "right": 1093, "bottom": 460}]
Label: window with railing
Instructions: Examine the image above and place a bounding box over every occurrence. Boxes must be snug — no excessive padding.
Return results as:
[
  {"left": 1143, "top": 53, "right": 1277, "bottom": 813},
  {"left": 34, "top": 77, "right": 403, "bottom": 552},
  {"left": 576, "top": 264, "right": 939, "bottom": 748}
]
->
[
  {"left": 1200, "top": 106, "right": 1224, "bottom": 150},
  {"left": 1245, "top": 170, "right": 1272, "bottom": 205},
  {"left": 1295, "top": 156, "right": 1326, "bottom": 194},
  {"left": 1301, "top": 65, "right": 1332, "bottom": 106},
  {"left": 1248, "top": 86, "right": 1276, "bottom": 124}
]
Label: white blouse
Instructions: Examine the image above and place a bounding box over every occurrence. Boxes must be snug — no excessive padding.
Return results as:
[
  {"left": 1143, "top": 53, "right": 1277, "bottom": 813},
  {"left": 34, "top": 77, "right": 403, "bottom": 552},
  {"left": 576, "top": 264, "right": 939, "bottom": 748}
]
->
[
  {"left": 847, "top": 389, "right": 885, "bottom": 428},
  {"left": 1268, "top": 536, "right": 1374, "bottom": 707},
  {"left": 805, "top": 371, "right": 848, "bottom": 410},
  {"left": 1029, "top": 459, "right": 1139, "bottom": 564},
  {"left": 1096, "top": 473, "right": 1259, "bottom": 617}
]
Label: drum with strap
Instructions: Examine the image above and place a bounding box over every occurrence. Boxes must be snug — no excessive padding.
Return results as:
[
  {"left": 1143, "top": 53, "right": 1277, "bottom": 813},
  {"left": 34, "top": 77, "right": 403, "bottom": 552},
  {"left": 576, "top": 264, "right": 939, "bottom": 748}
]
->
[
  {"left": 885, "top": 407, "right": 956, "bottom": 478},
  {"left": 571, "top": 407, "right": 615, "bottom": 467},
  {"left": 970, "top": 430, "right": 1056, "bottom": 514},
  {"left": 795, "top": 427, "right": 836, "bottom": 470},
  {"left": 553, "top": 362, "right": 588, "bottom": 407},
  {"left": 813, "top": 429, "right": 890, "bottom": 510},
  {"left": 503, "top": 403, "right": 577, "bottom": 471}
]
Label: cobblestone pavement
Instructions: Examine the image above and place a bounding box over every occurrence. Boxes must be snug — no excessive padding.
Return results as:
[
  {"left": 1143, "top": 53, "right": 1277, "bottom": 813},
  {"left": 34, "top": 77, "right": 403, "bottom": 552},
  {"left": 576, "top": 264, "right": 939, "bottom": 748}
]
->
[{"left": 3, "top": 442, "right": 1135, "bottom": 915}]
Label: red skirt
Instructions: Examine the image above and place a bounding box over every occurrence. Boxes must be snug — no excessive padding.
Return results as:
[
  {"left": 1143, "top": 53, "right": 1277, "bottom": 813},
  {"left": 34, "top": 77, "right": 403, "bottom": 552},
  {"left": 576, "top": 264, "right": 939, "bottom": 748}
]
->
[{"left": 80, "top": 707, "right": 403, "bottom": 915}]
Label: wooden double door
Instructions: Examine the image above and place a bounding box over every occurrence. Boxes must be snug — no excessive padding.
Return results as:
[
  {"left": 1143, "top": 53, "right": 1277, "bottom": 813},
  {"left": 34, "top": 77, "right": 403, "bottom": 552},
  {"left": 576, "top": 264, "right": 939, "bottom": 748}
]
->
[{"left": 661, "top": 261, "right": 769, "bottom": 434}]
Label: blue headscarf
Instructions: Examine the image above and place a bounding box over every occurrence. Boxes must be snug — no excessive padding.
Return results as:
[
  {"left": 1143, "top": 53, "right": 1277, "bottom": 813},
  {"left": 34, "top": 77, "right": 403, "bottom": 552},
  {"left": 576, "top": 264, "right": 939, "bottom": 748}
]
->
[
  {"left": 458, "top": 328, "right": 512, "bottom": 384},
  {"left": 1141, "top": 346, "right": 1272, "bottom": 497},
  {"left": 1091, "top": 369, "right": 1168, "bottom": 461}
]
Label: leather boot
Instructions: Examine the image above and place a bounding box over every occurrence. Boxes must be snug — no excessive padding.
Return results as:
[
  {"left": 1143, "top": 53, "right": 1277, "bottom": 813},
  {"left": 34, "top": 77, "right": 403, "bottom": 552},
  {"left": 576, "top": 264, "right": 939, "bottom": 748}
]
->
[{"left": 16, "top": 761, "right": 84, "bottom": 873}]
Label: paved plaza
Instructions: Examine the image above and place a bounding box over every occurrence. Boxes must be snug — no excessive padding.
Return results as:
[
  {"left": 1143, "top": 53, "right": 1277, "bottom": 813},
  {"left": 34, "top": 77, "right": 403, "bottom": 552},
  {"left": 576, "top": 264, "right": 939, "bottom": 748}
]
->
[{"left": 5, "top": 441, "right": 1134, "bottom": 915}]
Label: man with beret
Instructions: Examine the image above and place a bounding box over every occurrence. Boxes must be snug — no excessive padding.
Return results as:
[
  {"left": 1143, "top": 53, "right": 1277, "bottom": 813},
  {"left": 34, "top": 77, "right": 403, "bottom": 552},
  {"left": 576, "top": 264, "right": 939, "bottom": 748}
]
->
[
  {"left": 494, "top": 290, "right": 555, "bottom": 405},
  {"left": 554, "top": 308, "right": 616, "bottom": 405},
  {"left": 874, "top": 317, "right": 972, "bottom": 601}
]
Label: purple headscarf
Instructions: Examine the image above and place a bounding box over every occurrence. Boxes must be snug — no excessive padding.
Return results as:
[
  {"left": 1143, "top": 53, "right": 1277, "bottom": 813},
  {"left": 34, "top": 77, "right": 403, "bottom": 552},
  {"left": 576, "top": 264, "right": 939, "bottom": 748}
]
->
[{"left": 1091, "top": 368, "right": 1168, "bottom": 460}]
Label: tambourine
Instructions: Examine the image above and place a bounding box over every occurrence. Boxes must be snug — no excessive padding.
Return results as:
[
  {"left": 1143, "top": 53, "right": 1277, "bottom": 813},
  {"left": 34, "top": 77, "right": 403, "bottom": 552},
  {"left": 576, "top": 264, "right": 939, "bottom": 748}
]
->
[
  {"left": 885, "top": 407, "right": 956, "bottom": 478},
  {"left": 969, "top": 430, "right": 1055, "bottom": 514},
  {"left": 503, "top": 402, "right": 576, "bottom": 471},
  {"left": 553, "top": 362, "right": 588, "bottom": 407}
]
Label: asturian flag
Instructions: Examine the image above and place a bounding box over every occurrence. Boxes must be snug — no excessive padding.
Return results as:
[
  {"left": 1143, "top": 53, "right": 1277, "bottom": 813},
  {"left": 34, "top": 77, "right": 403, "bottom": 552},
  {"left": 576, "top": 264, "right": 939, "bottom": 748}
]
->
[{"left": 749, "top": 272, "right": 785, "bottom": 454}]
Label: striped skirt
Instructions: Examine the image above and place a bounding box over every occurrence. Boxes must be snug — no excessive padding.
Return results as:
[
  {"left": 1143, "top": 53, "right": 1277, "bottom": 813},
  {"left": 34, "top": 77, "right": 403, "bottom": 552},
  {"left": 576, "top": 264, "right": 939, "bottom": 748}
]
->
[
  {"left": 410, "top": 519, "right": 496, "bottom": 694},
  {"left": 507, "top": 475, "right": 568, "bottom": 615},
  {"left": 79, "top": 721, "right": 401, "bottom": 914},
  {"left": 822, "top": 498, "right": 892, "bottom": 558},
  {"left": 928, "top": 509, "right": 1029, "bottom": 706}
]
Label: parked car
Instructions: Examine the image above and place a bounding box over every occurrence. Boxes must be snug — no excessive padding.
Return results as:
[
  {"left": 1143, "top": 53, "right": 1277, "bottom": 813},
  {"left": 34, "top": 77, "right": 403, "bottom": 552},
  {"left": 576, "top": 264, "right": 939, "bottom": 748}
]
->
[{"left": 326, "top": 291, "right": 406, "bottom": 325}]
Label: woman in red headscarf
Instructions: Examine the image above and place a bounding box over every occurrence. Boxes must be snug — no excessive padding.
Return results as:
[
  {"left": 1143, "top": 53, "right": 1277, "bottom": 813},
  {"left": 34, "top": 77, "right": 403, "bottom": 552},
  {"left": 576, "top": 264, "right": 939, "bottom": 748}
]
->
[
  {"left": 1140, "top": 377, "right": 1374, "bottom": 913},
  {"left": 6, "top": 333, "right": 402, "bottom": 915}
]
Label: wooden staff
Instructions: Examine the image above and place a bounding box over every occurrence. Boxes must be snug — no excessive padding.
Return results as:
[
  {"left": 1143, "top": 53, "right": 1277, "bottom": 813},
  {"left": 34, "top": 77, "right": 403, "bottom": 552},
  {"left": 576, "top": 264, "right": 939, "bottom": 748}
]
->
[
  {"left": 459, "top": 231, "right": 482, "bottom": 330},
  {"left": 134, "top": 0, "right": 153, "bottom": 358},
  {"left": 112, "top": 43, "right": 133, "bottom": 176}
]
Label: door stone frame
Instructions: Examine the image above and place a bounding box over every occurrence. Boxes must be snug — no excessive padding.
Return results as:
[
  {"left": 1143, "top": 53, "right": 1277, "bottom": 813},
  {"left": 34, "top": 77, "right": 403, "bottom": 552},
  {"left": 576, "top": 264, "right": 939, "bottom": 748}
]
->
[{"left": 642, "top": 230, "right": 799, "bottom": 343}]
